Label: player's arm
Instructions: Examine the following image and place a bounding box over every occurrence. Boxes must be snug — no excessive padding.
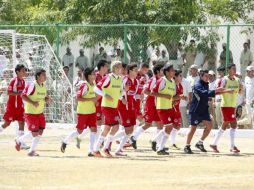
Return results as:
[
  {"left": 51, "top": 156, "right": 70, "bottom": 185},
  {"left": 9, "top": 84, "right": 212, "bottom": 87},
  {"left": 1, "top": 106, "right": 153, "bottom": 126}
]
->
[
  {"left": 152, "top": 80, "right": 172, "bottom": 100},
  {"left": 94, "top": 76, "right": 113, "bottom": 101},
  {"left": 22, "top": 83, "right": 39, "bottom": 107},
  {"left": 7, "top": 80, "right": 22, "bottom": 96},
  {"left": 77, "top": 84, "right": 96, "bottom": 103}
]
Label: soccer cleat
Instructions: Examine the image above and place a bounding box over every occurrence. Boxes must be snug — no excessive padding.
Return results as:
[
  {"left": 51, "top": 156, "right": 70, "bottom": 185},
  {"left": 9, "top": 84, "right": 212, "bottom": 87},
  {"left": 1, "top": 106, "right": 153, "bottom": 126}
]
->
[
  {"left": 210, "top": 145, "right": 220, "bottom": 153},
  {"left": 76, "top": 137, "right": 81, "bottom": 149},
  {"left": 28, "top": 151, "right": 39, "bottom": 157},
  {"left": 171, "top": 144, "right": 181, "bottom": 150},
  {"left": 61, "top": 142, "right": 67, "bottom": 153},
  {"left": 130, "top": 136, "right": 137, "bottom": 149},
  {"left": 151, "top": 141, "right": 157, "bottom": 152},
  {"left": 93, "top": 151, "right": 103, "bottom": 158},
  {"left": 184, "top": 145, "right": 193, "bottom": 154},
  {"left": 21, "top": 143, "right": 30, "bottom": 150},
  {"left": 195, "top": 143, "right": 207, "bottom": 152},
  {"left": 88, "top": 152, "right": 94, "bottom": 157},
  {"left": 15, "top": 139, "right": 21, "bottom": 151},
  {"left": 115, "top": 151, "right": 127, "bottom": 157},
  {"left": 230, "top": 146, "right": 240, "bottom": 153},
  {"left": 157, "top": 149, "right": 170, "bottom": 155},
  {"left": 103, "top": 149, "right": 113, "bottom": 158},
  {"left": 123, "top": 142, "right": 132, "bottom": 149}
]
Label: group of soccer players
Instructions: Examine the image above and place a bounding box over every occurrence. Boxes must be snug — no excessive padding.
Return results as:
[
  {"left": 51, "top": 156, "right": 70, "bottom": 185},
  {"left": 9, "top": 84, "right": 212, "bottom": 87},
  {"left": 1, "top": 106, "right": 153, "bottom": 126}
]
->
[{"left": 0, "top": 60, "right": 242, "bottom": 157}]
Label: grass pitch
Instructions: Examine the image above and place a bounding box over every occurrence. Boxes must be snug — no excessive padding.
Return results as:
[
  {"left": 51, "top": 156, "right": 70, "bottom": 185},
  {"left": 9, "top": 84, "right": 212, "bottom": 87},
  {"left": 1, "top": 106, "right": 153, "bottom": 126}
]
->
[{"left": 0, "top": 125, "right": 254, "bottom": 190}]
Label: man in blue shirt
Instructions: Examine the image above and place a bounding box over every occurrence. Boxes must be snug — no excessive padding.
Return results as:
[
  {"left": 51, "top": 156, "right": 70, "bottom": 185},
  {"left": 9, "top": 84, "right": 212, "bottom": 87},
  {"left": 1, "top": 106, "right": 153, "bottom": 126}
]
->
[{"left": 184, "top": 70, "right": 230, "bottom": 154}]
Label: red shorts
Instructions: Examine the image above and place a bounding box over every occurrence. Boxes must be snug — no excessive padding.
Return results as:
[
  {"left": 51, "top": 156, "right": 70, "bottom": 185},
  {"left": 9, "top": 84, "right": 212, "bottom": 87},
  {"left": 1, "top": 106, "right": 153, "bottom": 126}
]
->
[
  {"left": 157, "top": 109, "right": 179, "bottom": 125},
  {"left": 172, "top": 108, "right": 181, "bottom": 126},
  {"left": 134, "top": 99, "right": 142, "bottom": 116},
  {"left": 221, "top": 107, "right": 236, "bottom": 122},
  {"left": 118, "top": 108, "right": 136, "bottom": 127},
  {"left": 143, "top": 105, "right": 160, "bottom": 123},
  {"left": 102, "top": 107, "right": 119, "bottom": 126},
  {"left": 3, "top": 108, "right": 24, "bottom": 122},
  {"left": 96, "top": 106, "right": 103, "bottom": 121},
  {"left": 76, "top": 113, "right": 97, "bottom": 130},
  {"left": 25, "top": 113, "right": 46, "bottom": 132}
]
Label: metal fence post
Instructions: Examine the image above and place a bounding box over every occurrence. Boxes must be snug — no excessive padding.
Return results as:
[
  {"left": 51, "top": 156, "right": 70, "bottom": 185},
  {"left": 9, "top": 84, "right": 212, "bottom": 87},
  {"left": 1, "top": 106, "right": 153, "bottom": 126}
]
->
[
  {"left": 56, "top": 23, "right": 60, "bottom": 60},
  {"left": 124, "top": 25, "right": 128, "bottom": 64},
  {"left": 226, "top": 25, "right": 231, "bottom": 73}
]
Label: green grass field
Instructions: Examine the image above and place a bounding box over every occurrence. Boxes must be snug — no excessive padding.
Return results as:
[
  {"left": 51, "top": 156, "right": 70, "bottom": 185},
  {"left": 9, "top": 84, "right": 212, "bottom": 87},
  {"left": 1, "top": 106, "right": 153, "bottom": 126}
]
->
[{"left": 0, "top": 125, "right": 254, "bottom": 190}]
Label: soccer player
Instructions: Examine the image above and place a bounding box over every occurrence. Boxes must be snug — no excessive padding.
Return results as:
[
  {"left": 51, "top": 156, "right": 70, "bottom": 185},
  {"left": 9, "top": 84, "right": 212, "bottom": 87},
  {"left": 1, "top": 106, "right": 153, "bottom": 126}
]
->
[
  {"left": 93, "top": 61, "right": 123, "bottom": 157},
  {"left": 170, "top": 69, "right": 186, "bottom": 149},
  {"left": 135, "top": 63, "right": 149, "bottom": 122},
  {"left": 210, "top": 64, "right": 242, "bottom": 153},
  {"left": 184, "top": 69, "right": 230, "bottom": 154},
  {"left": 0, "top": 64, "right": 30, "bottom": 150},
  {"left": 15, "top": 68, "right": 50, "bottom": 156},
  {"left": 76, "top": 60, "right": 109, "bottom": 149},
  {"left": 115, "top": 63, "right": 139, "bottom": 156},
  {"left": 61, "top": 67, "right": 97, "bottom": 157},
  {"left": 130, "top": 63, "right": 164, "bottom": 149},
  {"left": 151, "top": 64, "right": 179, "bottom": 155}
]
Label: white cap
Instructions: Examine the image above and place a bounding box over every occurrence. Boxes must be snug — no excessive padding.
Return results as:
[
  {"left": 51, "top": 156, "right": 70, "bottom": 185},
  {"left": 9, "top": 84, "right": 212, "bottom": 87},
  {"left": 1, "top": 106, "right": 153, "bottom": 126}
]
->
[
  {"left": 246, "top": 66, "right": 254, "bottom": 71},
  {"left": 208, "top": 70, "right": 215, "bottom": 75},
  {"left": 190, "top": 64, "right": 198, "bottom": 70},
  {"left": 111, "top": 60, "right": 122, "bottom": 71}
]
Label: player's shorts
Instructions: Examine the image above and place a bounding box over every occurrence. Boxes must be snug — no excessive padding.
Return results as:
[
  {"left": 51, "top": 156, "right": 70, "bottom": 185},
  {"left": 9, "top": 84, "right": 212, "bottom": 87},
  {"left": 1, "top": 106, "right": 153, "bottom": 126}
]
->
[
  {"left": 25, "top": 113, "right": 46, "bottom": 132},
  {"left": 143, "top": 105, "right": 160, "bottom": 123},
  {"left": 189, "top": 112, "right": 211, "bottom": 126},
  {"left": 157, "top": 109, "right": 176, "bottom": 125},
  {"left": 101, "top": 107, "right": 119, "bottom": 126},
  {"left": 3, "top": 108, "right": 25, "bottom": 122},
  {"left": 118, "top": 107, "right": 136, "bottom": 127},
  {"left": 172, "top": 108, "right": 182, "bottom": 126},
  {"left": 76, "top": 113, "right": 97, "bottom": 130},
  {"left": 221, "top": 107, "right": 236, "bottom": 122},
  {"left": 134, "top": 99, "right": 142, "bottom": 116},
  {"left": 96, "top": 105, "right": 102, "bottom": 121}
]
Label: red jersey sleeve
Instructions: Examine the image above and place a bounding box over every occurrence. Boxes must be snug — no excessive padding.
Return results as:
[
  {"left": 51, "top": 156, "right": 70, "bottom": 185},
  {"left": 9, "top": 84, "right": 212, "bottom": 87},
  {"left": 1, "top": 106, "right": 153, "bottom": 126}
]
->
[
  {"left": 22, "top": 83, "right": 35, "bottom": 97},
  {"left": 77, "top": 83, "right": 88, "bottom": 97}
]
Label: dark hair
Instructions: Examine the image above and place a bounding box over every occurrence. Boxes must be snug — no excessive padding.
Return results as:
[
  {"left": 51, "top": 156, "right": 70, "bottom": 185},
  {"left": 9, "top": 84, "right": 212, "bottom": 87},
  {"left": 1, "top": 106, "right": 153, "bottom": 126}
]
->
[
  {"left": 163, "top": 64, "right": 174, "bottom": 75},
  {"left": 15, "top": 64, "right": 26, "bottom": 74},
  {"left": 175, "top": 69, "right": 182, "bottom": 77},
  {"left": 84, "top": 67, "right": 94, "bottom": 81},
  {"left": 227, "top": 64, "right": 236, "bottom": 70},
  {"left": 140, "top": 63, "right": 149, "bottom": 69},
  {"left": 127, "top": 63, "right": 138, "bottom": 74},
  {"left": 35, "top": 68, "right": 46, "bottom": 80},
  {"left": 153, "top": 63, "right": 164, "bottom": 75},
  {"left": 217, "top": 66, "right": 225, "bottom": 72},
  {"left": 122, "top": 63, "right": 127, "bottom": 69},
  {"left": 199, "top": 69, "right": 209, "bottom": 77},
  {"left": 190, "top": 39, "right": 195, "bottom": 43},
  {"left": 63, "top": 66, "right": 69, "bottom": 71},
  {"left": 97, "top": 60, "right": 108, "bottom": 70}
]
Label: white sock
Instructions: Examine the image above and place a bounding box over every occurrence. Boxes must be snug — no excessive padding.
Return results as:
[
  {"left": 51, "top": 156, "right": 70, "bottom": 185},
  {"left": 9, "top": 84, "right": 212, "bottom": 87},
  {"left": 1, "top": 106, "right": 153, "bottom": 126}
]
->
[
  {"left": 230, "top": 128, "right": 236, "bottom": 149},
  {"left": 78, "top": 128, "right": 88, "bottom": 140},
  {"left": 18, "top": 131, "right": 33, "bottom": 144},
  {"left": 152, "top": 129, "right": 164, "bottom": 143},
  {"left": 212, "top": 128, "right": 225, "bottom": 145},
  {"left": 113, "top": 129, "right": 125, "bottom": 141},
  {"left": 158, "top": 133, "right": 169, "bottom": 151},
  {"left": 88, "top": 132, "right": 97, "bottom": 153},
  {"left": 170, "top": 128, "right": 178, "bottom": 145},
  {"left": 133, "top": 126, "right": 145, "bottom": 140},
  {"left": 116, "top": 132, "right": 128, "bottom": 152},
  {"left": 16, "top": 130, "right": 24, "bottom": 138},
  {"left": 29, "top": 136, "right": 40, "bottom": 153},
  {"left": 103, "top": 134, "right": 114, "bottom": 150},
  {"left": 94, "top": 135, "right": 105, "bottom": 151},
  {"left": 0, "top": 126, "right": 4, "bottom": 132},
  {"left": 63, "top": 131, "right": 79, "bottom": 144}
]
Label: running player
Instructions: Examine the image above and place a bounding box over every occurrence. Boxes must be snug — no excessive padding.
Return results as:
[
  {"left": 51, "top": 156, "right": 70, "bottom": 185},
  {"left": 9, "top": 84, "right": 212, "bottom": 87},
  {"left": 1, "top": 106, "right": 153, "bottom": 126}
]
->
[
  {"left": 15, "top": 68, "right": 50, "bottom": 156},
  {"left": 210, "top": 64, "right": 242, "bottom": 153},
  {"left": 61, "top": 67, "right": 98, "bottom": 157},
  {"left": 0, "top": 64, "right": 29, "bottom": 150},
  {"left": 130, "top": 63, "right": 164, "bottom": 149}
]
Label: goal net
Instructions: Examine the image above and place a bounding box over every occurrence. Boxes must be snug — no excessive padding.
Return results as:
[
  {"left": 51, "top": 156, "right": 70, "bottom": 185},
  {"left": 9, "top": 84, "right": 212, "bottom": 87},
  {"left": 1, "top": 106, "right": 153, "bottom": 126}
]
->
[{"left": 0, "top": 30, "right": 74, "bottom": 123}]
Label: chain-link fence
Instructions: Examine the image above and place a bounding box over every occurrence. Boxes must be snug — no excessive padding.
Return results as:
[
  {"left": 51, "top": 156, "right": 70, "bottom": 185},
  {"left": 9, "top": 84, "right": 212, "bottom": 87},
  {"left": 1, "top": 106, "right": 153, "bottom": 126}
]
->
[{"left": 0, "top": 24, "right": 254, "bottom": 124}]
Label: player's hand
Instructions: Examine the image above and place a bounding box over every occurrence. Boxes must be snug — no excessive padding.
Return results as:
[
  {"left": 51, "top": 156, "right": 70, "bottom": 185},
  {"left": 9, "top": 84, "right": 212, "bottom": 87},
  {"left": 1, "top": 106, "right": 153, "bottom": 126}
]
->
[
  {"left": 125, "top": 84, "right": 130, "bottom": 92},
  {"left": 226, "top": 89, "right": 235, "bottom": 94},
  {"left": 180, "top": 95, "right": 188, "bottom": 101},
  {"left": 215, "top": 87, "right": 225, "bottom": 93},
  {"left": 121, "top": 98, "right": 127, "bottom": 105},
  {"left": 105, "top": 94, "right": 113, "bottom": 102},
  {"left": 91, "top": 97, "right": 97, "bottom": 104},
  {"left": 32, "top": 101, "right": 39, "bottom": 107}
]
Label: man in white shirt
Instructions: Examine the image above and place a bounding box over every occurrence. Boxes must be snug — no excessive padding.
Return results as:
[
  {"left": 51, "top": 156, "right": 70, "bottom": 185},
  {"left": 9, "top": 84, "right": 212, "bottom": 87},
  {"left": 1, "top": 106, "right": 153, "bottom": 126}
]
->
[
  {"left": 208, "top": 70, "right": 217, "bottom": 128},
  {"left": 244, "top": 66, "right": 254, "bottom": 128},
  {"left": 62, "top": 47, "right": 74, "bottom": 83},
  {"left": 240, "top": 42, "right": 253, "bottom": 78},
  {"left": 186, "top": 64, "right": 199, "bottom": 87},
  {"left": 75, "top": 49, "right": 89, "bottom": 70}
]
